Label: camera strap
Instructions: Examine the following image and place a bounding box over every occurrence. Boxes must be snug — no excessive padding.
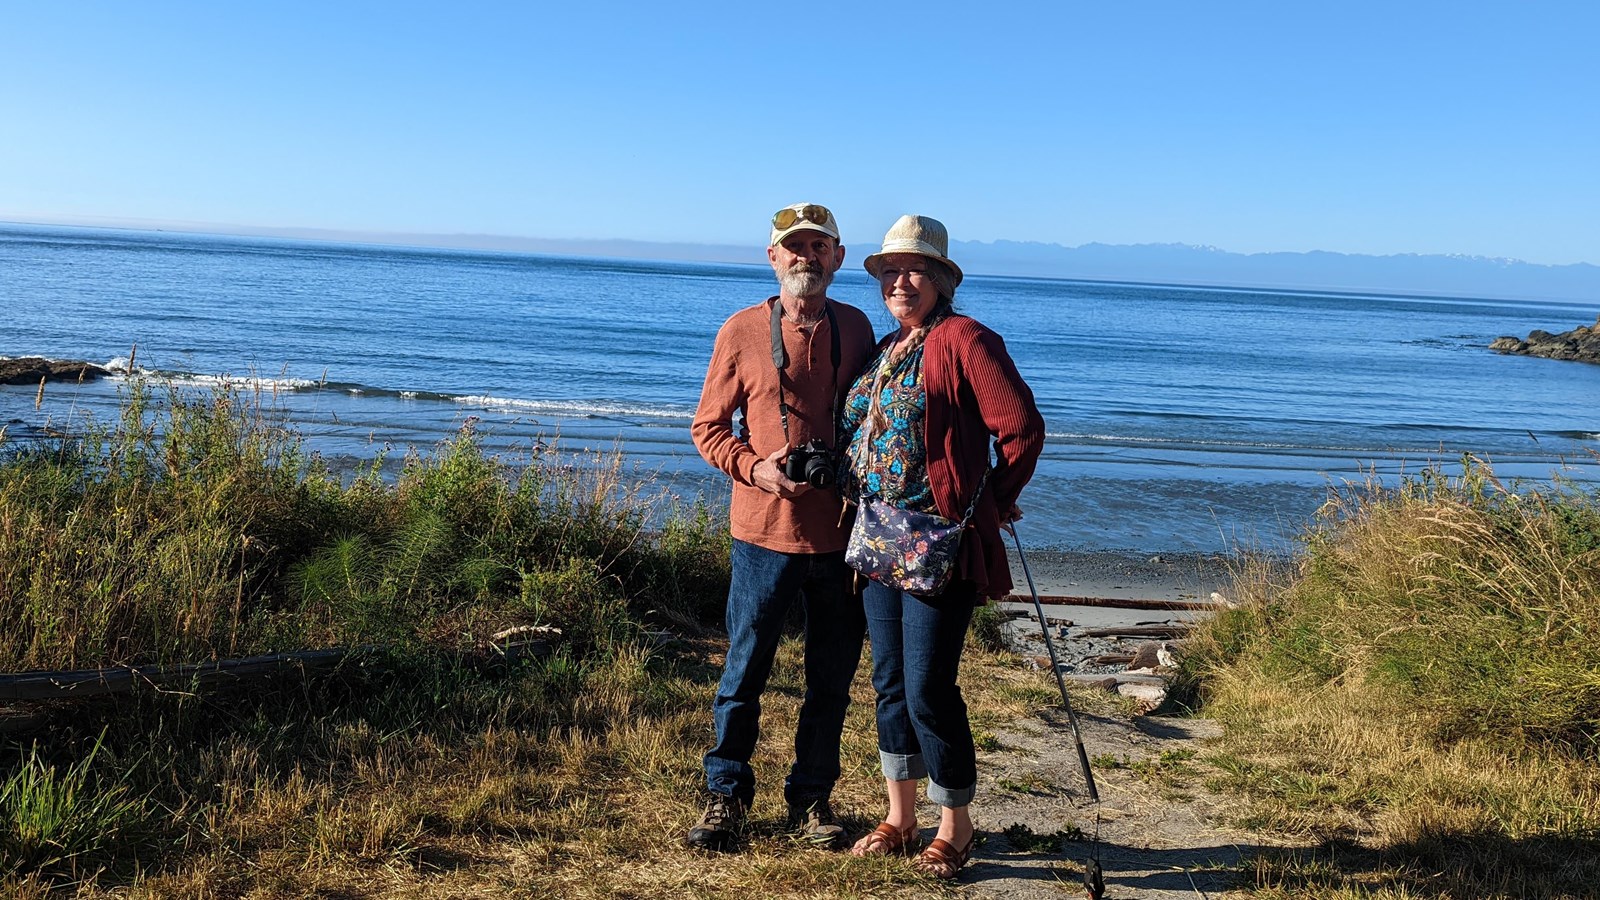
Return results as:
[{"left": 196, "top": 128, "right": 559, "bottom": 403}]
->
[{"left": 770, "top": 298, "right": 841, "bottom": 450}]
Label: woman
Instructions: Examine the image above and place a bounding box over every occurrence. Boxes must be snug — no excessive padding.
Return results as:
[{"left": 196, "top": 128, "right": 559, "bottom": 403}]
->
[{"left": 840, "top": 215, "right": 1044, "bottom": 878}]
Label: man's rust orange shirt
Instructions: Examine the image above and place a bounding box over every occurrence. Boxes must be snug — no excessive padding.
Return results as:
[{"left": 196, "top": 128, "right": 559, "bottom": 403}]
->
[{"left": 692, "top": 297, "right": 877, "bottom": 554}]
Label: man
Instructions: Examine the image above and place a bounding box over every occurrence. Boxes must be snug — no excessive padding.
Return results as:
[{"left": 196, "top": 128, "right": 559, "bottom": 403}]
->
[{"left": 687, "top": 203, "right": 877, "bottom": 851}]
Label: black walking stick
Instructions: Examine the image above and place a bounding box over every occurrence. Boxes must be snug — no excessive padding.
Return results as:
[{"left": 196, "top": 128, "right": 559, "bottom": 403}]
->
[{"left": 1006, "top": 523, "right": 1105, "bottom": 900}]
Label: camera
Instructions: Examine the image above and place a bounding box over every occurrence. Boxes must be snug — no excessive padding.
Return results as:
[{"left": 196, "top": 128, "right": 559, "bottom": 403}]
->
[{"left": 784, "top": 439, "right": 837, "bottom": 489}]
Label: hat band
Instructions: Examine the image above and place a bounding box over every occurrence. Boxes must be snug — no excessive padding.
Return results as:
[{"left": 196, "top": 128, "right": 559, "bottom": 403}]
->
[{"left": 876, "top": 237, "right": 948, "bottom": 260}]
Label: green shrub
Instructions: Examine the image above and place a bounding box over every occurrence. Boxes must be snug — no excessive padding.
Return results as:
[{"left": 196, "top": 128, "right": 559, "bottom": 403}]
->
[
  {"left": 0, "top": 381, "right": 731, "bottom": 669},
  {"left": 1194, "top": 460, "right": 1600, "bottom": 751},
  {"left": 968, "top": 601, "right": 1007, "bottom": 653}
]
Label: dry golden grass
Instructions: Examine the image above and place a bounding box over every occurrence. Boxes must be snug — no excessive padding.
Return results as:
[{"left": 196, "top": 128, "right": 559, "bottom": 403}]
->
[
  {"left": 1188, "top": 461, "right": 1600, "bottom": 899},
  {"left": 1, "top": 629, "right": 1060, "bottom": 897}
]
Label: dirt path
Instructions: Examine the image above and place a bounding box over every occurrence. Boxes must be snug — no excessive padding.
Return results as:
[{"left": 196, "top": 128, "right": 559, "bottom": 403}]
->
[
  {"left": 947, "top": 551, "right": 1285, "bottom": 900},
  {"left": 957, "top": 708, "right": 1269, "bottom": 900}
]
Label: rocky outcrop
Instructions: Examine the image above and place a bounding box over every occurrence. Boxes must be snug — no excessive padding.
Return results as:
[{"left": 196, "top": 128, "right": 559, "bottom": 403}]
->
[
  {"left": 0, "top": 357, "right": 113, "bottom": 386},
  {"left": 1491, "top": 316, "right": 1600, "bottom": 364}
]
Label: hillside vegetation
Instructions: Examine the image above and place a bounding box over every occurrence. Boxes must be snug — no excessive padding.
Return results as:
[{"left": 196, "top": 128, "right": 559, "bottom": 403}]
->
[
  {"left": 0, "top": 382, "right": 726, "bottom": 671},
  {"left": 1186, "top": 458, "right": 1600, "bottom": 898}
]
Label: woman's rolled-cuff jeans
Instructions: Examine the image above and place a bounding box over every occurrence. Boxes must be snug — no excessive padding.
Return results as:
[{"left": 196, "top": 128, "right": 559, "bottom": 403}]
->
[{"left": 862, "top": 578, "right": 978, "bottom": 808}]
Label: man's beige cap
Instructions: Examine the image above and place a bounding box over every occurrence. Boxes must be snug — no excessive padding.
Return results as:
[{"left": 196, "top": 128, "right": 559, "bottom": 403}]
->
[{"left": 769, "top": 202, "right": 841, "bottom": 246}]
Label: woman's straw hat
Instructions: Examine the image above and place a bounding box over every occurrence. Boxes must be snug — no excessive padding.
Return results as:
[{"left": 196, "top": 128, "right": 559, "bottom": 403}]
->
[{"left": 862, "top": 214, "right": 964, "bottom": 288}]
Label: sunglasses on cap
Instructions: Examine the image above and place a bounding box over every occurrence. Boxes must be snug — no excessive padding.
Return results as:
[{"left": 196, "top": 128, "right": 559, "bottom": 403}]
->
[{"left": 772, "top": 204, "right": 835, "bottom": 231}]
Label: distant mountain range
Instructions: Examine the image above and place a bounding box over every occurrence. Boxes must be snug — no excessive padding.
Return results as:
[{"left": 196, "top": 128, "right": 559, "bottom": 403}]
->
[
  {"left": 276, "top": 228, "right": 1600, "bottom": 304},
  {"left": 8, "top": 218, "right": 1599, "bottom": 304},
  {"left": 947, "top": 240, "right": 1600, "bottom": 304}
]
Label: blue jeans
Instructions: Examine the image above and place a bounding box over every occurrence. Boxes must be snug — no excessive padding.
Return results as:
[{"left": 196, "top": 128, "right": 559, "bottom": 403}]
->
[
  {"left": 863, "top": 579, "right": 978, "bottom": 808},
  {"left": 703, "top": 539, "right": 865, "bottom": 807}
]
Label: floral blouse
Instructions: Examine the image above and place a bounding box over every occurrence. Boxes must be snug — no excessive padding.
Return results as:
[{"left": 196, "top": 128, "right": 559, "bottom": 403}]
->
[{"left": 840, "top": 343, "right": 935, "bottom": 513}]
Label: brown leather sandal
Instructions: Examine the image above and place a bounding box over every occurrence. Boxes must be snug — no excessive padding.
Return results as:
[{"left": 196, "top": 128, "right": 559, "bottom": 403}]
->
[
  {"left": 915, "top": 835, "right": 976, "bottom": 879},
  {"left": 850, "top": 821, "right": 918, "bottom": 856}
]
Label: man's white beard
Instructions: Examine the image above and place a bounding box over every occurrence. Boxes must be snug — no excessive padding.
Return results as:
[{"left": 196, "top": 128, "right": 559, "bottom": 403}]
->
[{"left": 779, "top": 264, "right": 832, "bottom": 299}]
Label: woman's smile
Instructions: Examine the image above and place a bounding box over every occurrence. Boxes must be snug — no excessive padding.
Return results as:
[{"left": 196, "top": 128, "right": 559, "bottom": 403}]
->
[{"left": 876, "top": 252, "right": 942, "bottom": 327}]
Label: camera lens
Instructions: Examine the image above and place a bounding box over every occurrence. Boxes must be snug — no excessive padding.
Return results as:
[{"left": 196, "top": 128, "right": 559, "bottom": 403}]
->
[{"left": 803, "top": 456, "right": 834, "bottom": 489}]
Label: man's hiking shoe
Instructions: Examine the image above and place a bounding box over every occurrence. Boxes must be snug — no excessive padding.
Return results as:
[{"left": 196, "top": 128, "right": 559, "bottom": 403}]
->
[
  {"left": 686, "top": 794, "right": 745, "bottom": 852},
  {"left": 788, "top": 799, "right": 847, "bottom": 850}
]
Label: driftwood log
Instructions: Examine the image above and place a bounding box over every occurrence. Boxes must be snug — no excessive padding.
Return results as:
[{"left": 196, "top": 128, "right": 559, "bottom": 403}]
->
[
  {"left": 1060, "top": 672, "right": 1171, "bottom": 711},
  {"left": 1001, "top": 593, "right": 1222, "bottom": 612},
  {"left": 0, "top": 648, "right": 353, "bottom": 702},
  {"left": 0, "top": 638, "right": 552, "bottom": 703},
  {"left": 1076, "top": 623, "right": 1196, "bottom": 639},
  {"left": 1063, "top": 672, "right": 1169, "bottom": 687},
  {"left": 1092, "top": 654, "right": 1136, "bottom": 666}
]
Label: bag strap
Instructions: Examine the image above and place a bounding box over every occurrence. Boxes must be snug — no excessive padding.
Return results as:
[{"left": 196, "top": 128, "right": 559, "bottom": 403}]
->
[{"left": 956, "top": 467, "right": 991, "bottom": 528}]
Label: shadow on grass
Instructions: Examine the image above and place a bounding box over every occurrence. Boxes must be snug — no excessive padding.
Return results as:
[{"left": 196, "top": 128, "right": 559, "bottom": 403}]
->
[
  {"left": 1247, "top": 833, "right": 1600, "bottom": 899},
  {"left": 940, "top": 835, "right": 1263, "bottom": 894},
  {"left": 973, "top": 831, "right": 1600, "bottom": 897}
]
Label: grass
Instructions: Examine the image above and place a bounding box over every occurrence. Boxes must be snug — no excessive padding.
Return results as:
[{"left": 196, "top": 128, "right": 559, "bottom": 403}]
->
[
  {"left": 0, "top": 379, "right": 727, "bottom": 670},
  {"left": 0, "top": 382, "right": 1063, "bottom": 897},
  {"left": 0, "top": 731, "right": 146, "bottom": 878},
  {"left": 993, "top": 772, "right": 1057, "bottom": 795},
  {"left": 0, "top": 628, "right": 1040, "bottom": 897},
  {"left": 1184, "top": 456, "right": 1600, "bottom": 899},
  {"left": 1092, "top": 748, "right": 1197, "bottom": 784}
]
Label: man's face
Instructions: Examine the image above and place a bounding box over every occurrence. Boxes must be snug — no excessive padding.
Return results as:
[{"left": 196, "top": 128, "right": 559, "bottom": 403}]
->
[{"left": 768, "top": 230, "right": 845, "bottom": 299}]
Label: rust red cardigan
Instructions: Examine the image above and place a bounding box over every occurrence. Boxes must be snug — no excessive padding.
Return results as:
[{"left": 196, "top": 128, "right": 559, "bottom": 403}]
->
[{"left": 922, "top": 315, "right": 1045, "bottom": 599}]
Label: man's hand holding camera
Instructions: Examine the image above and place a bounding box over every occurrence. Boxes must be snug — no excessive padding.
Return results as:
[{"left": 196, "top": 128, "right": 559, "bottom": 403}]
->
[
  {"left": 753, "top": 440, "right": 838, "bottom": 499},
  {"left": 753, "top": 446, "right": 811, "bottom": 499}
]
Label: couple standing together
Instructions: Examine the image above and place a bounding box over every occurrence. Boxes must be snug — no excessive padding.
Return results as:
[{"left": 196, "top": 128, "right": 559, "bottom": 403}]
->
[{"left": 687, "top": 203, "right": 1045, "bottom": 879}]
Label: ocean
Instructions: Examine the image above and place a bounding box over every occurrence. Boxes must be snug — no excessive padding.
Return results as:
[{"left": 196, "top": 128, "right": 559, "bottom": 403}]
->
[{"left": 3, "top": 222, "right": 1597, "bottom": 553}]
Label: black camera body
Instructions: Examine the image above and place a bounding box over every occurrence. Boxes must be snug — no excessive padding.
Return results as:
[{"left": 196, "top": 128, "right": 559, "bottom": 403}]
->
[{"left": 784, "top": 439, "right": 837, "bottom": 489}]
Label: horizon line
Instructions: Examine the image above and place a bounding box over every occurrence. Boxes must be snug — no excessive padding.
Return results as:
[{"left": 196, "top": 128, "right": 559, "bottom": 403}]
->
[
  {"left": 4, "top": 216, "right": 1598, "bottom": 308},
  {"left": 7, "top": 212, "right": 1599, "bottom": 270}
]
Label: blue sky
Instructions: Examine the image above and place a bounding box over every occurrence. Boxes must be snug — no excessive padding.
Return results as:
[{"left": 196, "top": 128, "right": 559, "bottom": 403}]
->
[{"left": 3, "top": 2, "right": 1596, "bottom": 264}]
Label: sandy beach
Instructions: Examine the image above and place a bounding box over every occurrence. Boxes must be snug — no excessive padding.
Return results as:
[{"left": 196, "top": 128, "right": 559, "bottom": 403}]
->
[{"left": 994, "top": 547, "right": 1252, "bottom": 689}]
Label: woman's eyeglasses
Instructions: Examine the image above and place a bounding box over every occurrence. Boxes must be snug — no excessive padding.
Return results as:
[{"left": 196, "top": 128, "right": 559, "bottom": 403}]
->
[{"left": 877, "top": 266, "right": 937, "bottom": 283}]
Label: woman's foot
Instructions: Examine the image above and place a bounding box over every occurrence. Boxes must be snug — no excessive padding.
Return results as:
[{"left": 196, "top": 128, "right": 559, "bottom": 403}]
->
[
  {"left": 850, "top": 820, "right": 918, "bottom": 857},
  {"left": 915, "top": 832, "right": 976, "bottom": 879}
]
